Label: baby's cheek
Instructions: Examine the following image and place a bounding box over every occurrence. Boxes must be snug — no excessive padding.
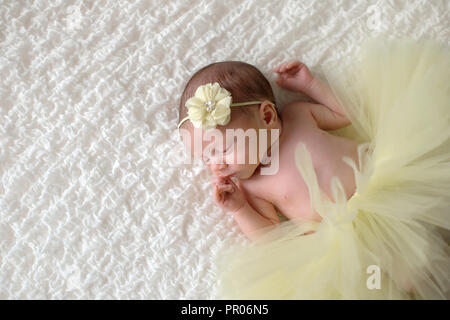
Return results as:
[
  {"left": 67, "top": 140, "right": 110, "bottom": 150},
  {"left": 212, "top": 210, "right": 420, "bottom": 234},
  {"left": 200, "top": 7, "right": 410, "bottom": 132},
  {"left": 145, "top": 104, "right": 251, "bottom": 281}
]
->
[
  {"left": 225, "top": 151, "right": 238, "bottom": 165},
  {"left": 227, "top": 143, "right": 255, "bottom": 165}
]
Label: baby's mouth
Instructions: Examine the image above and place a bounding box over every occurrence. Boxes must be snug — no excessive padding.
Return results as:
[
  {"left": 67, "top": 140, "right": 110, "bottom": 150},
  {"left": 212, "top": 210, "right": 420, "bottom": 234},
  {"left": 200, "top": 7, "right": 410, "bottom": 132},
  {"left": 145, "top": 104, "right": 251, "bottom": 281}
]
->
[{"left": 219, "top": 172, "right": 236, "bottom": 178}]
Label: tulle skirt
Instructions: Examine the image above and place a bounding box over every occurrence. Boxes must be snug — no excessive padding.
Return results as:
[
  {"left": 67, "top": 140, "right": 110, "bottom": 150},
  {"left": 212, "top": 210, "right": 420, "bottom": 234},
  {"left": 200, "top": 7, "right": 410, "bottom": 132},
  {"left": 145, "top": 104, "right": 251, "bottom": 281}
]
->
[{"left": 214, "top": 38, "right": 450, "bottom": 299}]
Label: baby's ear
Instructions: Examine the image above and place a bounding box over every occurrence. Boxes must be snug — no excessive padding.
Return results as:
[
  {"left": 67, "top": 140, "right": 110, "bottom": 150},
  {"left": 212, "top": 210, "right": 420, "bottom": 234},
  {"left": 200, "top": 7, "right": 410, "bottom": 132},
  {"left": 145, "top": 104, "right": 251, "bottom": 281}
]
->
[{"left": 258, "top": 101, "right": 277, "bottom": 127}]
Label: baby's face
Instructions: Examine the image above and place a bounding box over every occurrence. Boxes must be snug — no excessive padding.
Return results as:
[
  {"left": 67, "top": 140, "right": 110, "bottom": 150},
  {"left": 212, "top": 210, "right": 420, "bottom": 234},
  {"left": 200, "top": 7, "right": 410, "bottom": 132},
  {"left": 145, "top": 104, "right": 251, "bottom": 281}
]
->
[{"left": 180, "top": 109, "right": 267, "bottom": 179}]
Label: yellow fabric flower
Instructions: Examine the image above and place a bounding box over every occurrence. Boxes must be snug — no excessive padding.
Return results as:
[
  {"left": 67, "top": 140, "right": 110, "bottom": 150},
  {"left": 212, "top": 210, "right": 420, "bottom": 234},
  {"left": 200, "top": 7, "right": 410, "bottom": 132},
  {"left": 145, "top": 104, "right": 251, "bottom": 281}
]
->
[
  {"left": 185, "top": 82, "right": 232, "bottom": 129},
  {"left": 177, "top": 82, "right": 266, "bottom": 129}
]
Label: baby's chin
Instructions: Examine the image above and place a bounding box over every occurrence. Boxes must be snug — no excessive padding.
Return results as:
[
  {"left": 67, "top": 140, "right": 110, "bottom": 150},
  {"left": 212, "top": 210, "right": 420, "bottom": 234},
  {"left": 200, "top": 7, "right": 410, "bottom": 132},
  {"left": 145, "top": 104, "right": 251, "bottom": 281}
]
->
[{"left": 234, "top": 163, "right": 260, "bottom": 180}]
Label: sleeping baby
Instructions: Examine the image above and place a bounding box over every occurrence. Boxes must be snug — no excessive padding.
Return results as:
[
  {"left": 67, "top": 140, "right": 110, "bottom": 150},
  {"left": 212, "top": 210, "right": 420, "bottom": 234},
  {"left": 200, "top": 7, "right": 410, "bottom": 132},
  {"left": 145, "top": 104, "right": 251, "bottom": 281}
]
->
[
  {"left": 176, "top": 39, "right": 450, "bottom": 299},
  {"left": 177, "top": 60, "right": 362, "bottom": 240}
]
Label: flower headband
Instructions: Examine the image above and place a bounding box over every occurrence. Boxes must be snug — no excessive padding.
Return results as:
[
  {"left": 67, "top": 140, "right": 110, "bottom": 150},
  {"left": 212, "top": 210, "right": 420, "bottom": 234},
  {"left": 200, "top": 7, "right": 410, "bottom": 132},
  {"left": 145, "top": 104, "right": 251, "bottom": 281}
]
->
[{"left": 178, "top": 82, "right": 274, "bottom": 129}]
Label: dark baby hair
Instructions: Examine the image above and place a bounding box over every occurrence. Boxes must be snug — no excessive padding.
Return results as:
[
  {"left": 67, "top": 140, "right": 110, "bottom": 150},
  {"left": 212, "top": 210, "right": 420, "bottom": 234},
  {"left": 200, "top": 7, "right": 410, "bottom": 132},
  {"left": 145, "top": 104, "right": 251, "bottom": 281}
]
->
[{"left": 178, "top": 61, "right": 279, "bottom": 128}]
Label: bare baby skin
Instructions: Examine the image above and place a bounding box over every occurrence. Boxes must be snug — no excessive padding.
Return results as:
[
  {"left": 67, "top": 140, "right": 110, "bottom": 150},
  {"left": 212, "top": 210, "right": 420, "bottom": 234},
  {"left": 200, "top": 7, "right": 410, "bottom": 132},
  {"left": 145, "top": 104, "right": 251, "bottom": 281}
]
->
[{"left": 181, "top": 61, "right": 361, "bottom": 240}]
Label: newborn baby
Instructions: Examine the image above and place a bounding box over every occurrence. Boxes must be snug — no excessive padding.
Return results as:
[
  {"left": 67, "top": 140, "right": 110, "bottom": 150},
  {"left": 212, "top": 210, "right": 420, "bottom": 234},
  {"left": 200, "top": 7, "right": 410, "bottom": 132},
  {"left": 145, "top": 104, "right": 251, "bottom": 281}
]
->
[
  {"left": 178, "top": 40, "right": 450, "bottom": 299},
  {"left": 178, "top": 61, "right": 361, "bottom": 240}
]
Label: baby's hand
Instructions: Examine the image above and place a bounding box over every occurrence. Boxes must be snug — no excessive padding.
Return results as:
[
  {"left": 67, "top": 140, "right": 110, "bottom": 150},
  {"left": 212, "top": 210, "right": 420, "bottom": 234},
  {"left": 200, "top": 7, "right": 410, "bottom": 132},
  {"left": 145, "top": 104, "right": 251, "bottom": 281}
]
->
[
  {"left": 212, "top": 176, "right": 247, "bottom": 214},
  {"left": 273, "top": 60, "right": 313, "bottom": 92}
]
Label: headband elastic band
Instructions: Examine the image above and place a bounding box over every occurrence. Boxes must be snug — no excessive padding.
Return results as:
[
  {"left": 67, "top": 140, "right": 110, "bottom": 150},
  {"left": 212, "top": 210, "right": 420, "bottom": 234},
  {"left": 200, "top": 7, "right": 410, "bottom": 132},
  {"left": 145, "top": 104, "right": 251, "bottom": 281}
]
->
[
  {"left": 178, "top": 82, "right": 275, "bottom": 129},
  {"left": 178, "top": 100, "right": 265, "bottom": 129}
]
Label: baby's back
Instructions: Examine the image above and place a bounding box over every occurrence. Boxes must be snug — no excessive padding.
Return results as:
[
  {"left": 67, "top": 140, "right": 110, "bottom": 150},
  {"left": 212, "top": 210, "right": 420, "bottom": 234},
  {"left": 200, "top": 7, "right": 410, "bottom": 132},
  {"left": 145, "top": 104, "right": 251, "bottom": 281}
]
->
[{"left": 245, "top": 101, "right": 361, "bottom": 221}]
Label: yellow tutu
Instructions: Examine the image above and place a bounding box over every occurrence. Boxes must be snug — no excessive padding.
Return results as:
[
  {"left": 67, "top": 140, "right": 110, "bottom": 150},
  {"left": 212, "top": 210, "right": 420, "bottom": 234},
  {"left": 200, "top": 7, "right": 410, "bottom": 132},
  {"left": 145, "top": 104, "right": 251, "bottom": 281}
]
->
[{"left": 214, "top": 38, "right": 450, "bottom": 300}]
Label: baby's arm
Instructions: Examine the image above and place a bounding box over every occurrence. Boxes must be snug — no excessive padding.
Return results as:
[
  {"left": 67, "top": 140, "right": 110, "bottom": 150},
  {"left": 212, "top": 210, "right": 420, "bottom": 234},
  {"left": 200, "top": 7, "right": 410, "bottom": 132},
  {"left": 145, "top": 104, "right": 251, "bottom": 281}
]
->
[
  {"left": 232, "top": 200, "right": 279, "bottom": 241},
  {"left": 213, "top": 177, "right": 279, "bottom": 241},
  {"left": 274, "top": 61, "right": 350, "bottom": 127}
]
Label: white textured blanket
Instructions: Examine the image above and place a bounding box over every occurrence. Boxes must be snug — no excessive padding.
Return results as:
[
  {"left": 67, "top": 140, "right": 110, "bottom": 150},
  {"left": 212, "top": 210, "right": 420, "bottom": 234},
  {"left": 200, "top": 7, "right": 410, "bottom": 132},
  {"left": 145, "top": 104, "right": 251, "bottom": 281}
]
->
[{"left": 0, "top": 0, "right": 448, "bottom": 299}]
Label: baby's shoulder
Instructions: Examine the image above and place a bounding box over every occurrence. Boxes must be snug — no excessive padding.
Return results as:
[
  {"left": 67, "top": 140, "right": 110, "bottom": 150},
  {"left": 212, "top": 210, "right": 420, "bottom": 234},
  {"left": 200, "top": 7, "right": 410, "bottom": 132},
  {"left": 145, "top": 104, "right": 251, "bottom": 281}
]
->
[
  {"left": 281, "top": 100, "right": 317, "bottom": 125},
  {"left": 280, "top": 101, "right": 320, "bottom": 137}
]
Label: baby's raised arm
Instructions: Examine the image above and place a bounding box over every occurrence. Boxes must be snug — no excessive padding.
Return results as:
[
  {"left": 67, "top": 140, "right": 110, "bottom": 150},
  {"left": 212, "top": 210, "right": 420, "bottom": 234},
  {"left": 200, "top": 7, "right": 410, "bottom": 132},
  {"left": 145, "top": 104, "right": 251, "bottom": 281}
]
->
[{"left": 274, "top": 61, "right": 351, "bottom": 129}]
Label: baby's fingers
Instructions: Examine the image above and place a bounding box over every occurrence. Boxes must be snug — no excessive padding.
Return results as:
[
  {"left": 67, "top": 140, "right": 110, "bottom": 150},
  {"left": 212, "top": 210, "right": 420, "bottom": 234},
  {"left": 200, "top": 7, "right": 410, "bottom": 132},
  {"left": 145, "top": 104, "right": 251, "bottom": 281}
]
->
[
  {"left": 273, "top": 60, "right": 301, "bottom": 73},
  {"left": 214, "top": 183, "right": 233, "bottom": 200},
  {"left": 273, "top": 62, "right": 287, "bottom": 73},
  {"left": 211, "top": 175, "right": 227, "bottom": 184},
  {"left": 217, "top": 183, "right": 234, "bottom": 193},
  {"left": 213, "top": 185, "right": 223, "bottom": 203}
]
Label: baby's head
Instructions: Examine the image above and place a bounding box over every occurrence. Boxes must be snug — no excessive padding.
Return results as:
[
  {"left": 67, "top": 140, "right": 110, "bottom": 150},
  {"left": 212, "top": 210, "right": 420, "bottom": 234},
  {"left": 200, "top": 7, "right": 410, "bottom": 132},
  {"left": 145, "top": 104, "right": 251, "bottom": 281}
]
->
[{"left": 178, "top": 61, "right": 282, "bottom": 179}]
